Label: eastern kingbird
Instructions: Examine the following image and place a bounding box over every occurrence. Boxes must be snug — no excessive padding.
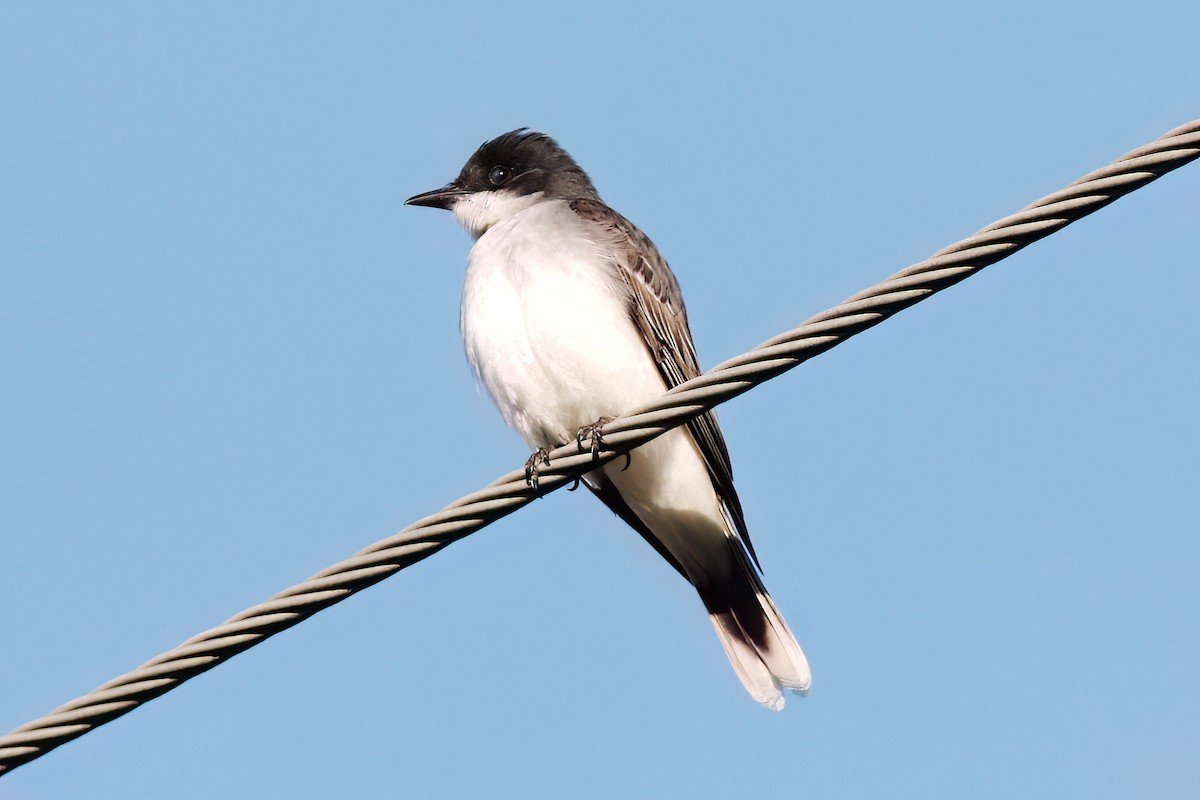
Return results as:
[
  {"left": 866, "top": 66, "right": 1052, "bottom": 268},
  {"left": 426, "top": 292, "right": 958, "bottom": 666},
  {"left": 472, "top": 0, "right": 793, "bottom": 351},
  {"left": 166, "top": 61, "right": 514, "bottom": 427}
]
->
[{"left": 406, "top": 130, "right": 810, "bottom": 709}]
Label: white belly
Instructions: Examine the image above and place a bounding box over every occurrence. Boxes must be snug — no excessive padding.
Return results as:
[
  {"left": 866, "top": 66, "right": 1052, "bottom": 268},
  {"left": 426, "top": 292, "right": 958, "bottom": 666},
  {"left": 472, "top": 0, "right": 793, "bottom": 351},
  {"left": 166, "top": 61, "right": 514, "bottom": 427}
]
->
[
  {"left": 459, "top": 200, "right": 728, "bottom": 575},
  {"left": 460, "top": 201, "right": 666, "bottom": 447}
]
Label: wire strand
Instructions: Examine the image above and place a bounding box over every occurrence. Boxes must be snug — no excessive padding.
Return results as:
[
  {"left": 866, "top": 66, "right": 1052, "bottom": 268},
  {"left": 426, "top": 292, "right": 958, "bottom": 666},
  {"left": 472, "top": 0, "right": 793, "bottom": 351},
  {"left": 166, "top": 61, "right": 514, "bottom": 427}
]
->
[{"left": 2, "top": 120, "right": 1197, "bottom": 776}]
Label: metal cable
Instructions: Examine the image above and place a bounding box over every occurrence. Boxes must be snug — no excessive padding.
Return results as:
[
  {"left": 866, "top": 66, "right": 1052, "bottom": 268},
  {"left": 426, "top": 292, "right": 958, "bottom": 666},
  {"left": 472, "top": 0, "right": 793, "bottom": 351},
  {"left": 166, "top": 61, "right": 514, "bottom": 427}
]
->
[{"left": 2, "top": 120, "right": 1197, "bottom": 776}]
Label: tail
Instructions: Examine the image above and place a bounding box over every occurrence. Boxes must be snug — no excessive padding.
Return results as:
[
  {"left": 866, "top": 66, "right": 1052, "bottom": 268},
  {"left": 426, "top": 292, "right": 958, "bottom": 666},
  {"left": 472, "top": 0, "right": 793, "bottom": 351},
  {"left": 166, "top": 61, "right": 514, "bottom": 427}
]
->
[{"left": 699, "top": 540, "right": 811, "bottom": 711}]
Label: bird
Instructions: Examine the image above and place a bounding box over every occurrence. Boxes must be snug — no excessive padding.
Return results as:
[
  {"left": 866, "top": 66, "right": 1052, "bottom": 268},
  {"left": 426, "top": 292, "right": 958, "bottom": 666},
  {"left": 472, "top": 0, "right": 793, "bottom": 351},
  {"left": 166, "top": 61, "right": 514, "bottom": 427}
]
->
[{"left": 406, "top": 129, "right": 810, "bottom": 709}]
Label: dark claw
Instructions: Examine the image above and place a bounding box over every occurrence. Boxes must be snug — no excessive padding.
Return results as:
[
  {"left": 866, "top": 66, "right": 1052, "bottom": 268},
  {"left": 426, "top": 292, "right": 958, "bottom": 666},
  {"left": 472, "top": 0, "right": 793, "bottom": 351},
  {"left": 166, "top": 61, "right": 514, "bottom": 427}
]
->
[
  {"left": 574, "top": 426, "right": 592, "bottom": 453},
  {"left": 566, "top": 477, "right": 581, "bottom": 491},
  {"left": 524, "top": 447, "right": 552, "bottom": 495},
  {"left": 575, "top": 416, "right": 619, "bottom": 464}
]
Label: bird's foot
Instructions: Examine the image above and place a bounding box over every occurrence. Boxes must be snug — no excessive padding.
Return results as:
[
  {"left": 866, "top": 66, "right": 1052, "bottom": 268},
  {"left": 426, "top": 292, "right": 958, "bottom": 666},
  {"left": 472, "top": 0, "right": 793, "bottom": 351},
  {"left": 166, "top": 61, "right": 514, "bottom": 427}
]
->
[
  {"left": 575, "top": 416, "right": 614, "bottom": 461},
  {"left": 574, "top": 416, "right": 631, "bottom": 470},
  {"left": 524, "top": 447, "right": 552, "bottom": 495}
]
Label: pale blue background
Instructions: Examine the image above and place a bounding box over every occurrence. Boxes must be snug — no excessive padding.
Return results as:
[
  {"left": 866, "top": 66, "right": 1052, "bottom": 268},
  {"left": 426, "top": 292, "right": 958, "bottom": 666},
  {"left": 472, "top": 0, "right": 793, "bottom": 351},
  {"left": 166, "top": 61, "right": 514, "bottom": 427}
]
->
[{"left": 3, "top": 3, "right": 1198, "bottom": 798}]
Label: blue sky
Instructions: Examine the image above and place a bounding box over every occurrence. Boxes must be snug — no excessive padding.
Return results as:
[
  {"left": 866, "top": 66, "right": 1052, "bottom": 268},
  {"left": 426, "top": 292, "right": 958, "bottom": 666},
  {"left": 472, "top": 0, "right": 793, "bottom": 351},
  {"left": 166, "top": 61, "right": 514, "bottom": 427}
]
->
[{"left": 2, "top": 3, "right": 1197, "bottom": 797}]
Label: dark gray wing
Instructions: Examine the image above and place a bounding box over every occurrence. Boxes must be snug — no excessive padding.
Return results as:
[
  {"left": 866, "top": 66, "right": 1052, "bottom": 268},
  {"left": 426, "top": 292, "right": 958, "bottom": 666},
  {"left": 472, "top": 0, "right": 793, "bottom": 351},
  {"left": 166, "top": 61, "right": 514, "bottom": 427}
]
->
[{"left": 570, "top": 197, "right": 760, "bottom": 568}]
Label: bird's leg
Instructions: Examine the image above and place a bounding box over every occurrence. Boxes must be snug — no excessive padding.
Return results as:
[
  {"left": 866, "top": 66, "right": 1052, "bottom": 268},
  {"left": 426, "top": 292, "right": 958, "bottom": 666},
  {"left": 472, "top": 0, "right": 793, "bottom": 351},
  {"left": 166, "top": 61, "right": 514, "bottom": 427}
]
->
[
  {"left": 524, "top": 447, "right": 552, "bottom": 495},
  {"left": 575, "top": 416, "right": 613, "bottom": 460},
  {"left": 575, "top": 416, "right": 632, "bottom": 470}
]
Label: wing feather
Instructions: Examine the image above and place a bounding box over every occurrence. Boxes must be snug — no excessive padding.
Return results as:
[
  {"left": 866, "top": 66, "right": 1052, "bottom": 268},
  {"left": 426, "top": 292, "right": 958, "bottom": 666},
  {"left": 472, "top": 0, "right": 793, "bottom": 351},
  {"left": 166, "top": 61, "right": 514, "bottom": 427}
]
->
[{"left": 570, "top": 197, "right": 760, "bottom": 567}]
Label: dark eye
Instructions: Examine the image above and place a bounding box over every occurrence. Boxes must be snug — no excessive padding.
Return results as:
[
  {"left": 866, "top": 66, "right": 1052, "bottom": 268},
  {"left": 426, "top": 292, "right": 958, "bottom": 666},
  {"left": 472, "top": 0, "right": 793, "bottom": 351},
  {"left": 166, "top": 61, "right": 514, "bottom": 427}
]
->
[{"left": 488, "top": 165, "right": 510, "bottom": 186}]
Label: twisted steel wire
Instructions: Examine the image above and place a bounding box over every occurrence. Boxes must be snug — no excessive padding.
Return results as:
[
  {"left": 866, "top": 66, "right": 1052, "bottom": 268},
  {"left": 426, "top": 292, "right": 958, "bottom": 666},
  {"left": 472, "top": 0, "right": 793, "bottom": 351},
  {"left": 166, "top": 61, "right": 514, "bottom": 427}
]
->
[{"left": 2, "top": 120, "right": 1197, "bottom": 776}]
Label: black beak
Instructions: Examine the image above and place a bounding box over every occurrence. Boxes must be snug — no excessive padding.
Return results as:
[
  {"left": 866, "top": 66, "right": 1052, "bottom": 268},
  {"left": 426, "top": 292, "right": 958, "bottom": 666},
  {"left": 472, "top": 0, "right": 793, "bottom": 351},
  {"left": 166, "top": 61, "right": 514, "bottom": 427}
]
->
[{"left": 405, "top": 181, "right": 465, "bottom": 210}]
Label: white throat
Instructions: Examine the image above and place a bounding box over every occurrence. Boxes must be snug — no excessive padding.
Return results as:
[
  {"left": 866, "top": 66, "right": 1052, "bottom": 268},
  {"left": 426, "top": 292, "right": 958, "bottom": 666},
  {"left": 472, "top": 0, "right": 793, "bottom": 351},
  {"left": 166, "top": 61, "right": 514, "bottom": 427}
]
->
[{"left": 452, "top": 190, "right": 547, "bottom": 238}]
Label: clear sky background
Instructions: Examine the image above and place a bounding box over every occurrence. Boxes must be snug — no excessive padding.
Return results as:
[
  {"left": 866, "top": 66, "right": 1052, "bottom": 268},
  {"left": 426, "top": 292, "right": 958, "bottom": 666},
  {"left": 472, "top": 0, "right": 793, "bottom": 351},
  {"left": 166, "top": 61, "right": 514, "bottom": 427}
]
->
[{"left": 2, "top": 3, "right": 1197, "bottom": 798}]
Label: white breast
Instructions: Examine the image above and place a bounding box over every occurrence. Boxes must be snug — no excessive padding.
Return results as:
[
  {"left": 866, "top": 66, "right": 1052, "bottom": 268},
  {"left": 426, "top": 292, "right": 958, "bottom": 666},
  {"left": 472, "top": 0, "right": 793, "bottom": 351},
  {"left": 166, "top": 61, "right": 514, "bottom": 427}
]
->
[
  {"left": 459, "top": 197, "right": 728, "bottom": 571},
  {"left": 459, "top": 199, "right": 668, "bottom": 448}
]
